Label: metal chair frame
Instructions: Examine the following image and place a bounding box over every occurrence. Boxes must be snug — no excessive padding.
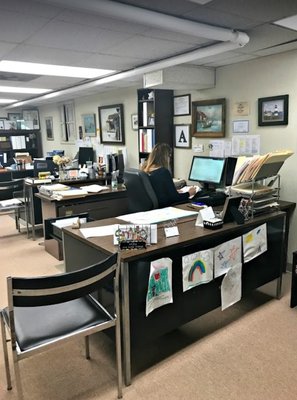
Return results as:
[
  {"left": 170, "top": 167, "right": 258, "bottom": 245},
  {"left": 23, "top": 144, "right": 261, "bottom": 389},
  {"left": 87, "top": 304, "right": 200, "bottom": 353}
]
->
[
  {"left": 0, "top": 179, "right": 27, "bottom": 232},
  {"left": 0, "top": 252, "right": 123, "bottom": 399}
]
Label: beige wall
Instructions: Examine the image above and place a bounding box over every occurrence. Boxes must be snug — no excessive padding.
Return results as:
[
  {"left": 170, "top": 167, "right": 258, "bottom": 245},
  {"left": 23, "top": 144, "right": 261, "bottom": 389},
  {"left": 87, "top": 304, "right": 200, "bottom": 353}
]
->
[{"left": 38, "top": 49, "right": 297, "bottom": 256}]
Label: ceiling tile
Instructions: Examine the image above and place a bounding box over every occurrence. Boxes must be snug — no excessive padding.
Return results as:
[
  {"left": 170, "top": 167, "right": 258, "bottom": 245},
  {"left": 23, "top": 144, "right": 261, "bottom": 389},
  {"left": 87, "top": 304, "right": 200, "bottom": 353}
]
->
[
  {"left": 0, "top": 10, "right": 49, "bottom": 43},
  {"left": 105, "top": 36, "right": 197, "bottom": 59},
  {"left": 25, "top": 20, "right": 135, "bottom": 53}
]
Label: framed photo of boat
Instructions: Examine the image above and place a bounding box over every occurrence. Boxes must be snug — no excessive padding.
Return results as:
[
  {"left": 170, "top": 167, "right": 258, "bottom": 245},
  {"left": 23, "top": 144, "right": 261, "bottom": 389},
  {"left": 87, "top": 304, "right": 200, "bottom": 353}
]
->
[{"left": 192, "top": 98, "right": 226, "bottom": 138}]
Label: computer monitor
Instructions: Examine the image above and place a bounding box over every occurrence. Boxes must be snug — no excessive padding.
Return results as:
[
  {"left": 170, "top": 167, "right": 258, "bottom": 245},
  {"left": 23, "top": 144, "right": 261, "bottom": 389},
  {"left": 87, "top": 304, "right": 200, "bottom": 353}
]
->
[
  {"left": 33, "top": 159, "right": 56, "bottom": 177},
  {"left": 222, "top": 157, "right": 237, "bottom": 187},
  {"left": 78, "top": 147, "right": 94, "bottom": 166},
  {"left": 188, "top": 156, "right": 226, "bottom": 190}
]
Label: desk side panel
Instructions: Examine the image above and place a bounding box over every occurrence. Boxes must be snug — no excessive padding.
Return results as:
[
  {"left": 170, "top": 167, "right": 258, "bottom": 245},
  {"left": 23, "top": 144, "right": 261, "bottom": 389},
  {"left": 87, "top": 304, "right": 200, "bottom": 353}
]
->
[{"left": 128, "top": 215, "right": 284, "bottom": 347}]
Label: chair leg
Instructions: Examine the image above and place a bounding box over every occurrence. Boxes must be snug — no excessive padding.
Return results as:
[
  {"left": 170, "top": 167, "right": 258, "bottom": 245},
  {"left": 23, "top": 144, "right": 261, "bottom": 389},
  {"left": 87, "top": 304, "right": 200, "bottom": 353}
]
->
[
  {"left": 85, "top": 336, "right": 90, "bottom": 359},
  {"left": 12, "top": 345, "right": 24, "bottom": 400},
  {"left": 0, "top": 311, "right": 12, "bottom": 390}
]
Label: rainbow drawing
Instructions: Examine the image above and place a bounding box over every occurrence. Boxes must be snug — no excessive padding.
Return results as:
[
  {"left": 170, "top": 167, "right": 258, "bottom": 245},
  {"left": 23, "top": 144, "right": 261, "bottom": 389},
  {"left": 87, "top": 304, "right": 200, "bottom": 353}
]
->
[{"left": 188, "top": 259, "right": 206, "bottom": 281}]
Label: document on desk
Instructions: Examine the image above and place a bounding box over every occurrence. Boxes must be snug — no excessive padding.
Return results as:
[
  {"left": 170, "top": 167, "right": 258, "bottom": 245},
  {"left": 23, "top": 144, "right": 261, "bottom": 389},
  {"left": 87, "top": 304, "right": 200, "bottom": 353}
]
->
[
  {"left": 80, "top": 224, "right": 117, "bottom": 238},
  {"left": 117, "top": 207, "right": 198, "bottom": 224},
  {"left": 52, "top": 217, "right": 87, "bottom": 229},
  {"left": 80, "top": 184, "right": 108, "bottom": 193}
]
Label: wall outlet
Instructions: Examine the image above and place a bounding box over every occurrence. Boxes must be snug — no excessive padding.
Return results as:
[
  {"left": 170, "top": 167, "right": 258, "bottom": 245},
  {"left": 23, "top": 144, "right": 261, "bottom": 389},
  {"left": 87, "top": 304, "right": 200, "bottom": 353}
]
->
[{"left": 193, "top": 144, "right": 204, "bottom": 152}]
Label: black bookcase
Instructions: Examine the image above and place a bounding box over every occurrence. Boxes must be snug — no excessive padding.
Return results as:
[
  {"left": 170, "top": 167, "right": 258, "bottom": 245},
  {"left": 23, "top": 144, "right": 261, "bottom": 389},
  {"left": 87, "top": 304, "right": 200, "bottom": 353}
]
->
[
  {"left": 137, "top": 88, "right": 174, "bottom": 173},
  {"left": 0, "top": 130, "right": 42, "bottom": 166}
]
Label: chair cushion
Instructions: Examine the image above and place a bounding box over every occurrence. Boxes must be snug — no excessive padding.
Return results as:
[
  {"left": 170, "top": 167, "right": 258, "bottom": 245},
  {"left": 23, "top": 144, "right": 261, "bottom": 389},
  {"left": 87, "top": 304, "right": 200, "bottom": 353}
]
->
[{"left": 3, "top": 296, "right": 113, "bottom": 351}]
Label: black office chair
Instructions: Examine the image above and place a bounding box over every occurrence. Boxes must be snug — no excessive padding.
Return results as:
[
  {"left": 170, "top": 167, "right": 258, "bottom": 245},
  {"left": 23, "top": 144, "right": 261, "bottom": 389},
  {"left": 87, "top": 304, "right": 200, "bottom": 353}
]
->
[
  {"left": 0, "top": 179, "right": 26, "bottom": 232},
  {"left": 124, "top": 168, "right": 159, "bottom": 213},
  {"left": 0, "top": 252, "right": 123, "bottom": 399}
]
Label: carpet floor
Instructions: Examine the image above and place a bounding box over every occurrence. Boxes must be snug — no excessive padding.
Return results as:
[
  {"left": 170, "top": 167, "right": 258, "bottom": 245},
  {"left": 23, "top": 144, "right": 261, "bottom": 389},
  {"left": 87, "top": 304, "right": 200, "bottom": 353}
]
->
[{"left": 0, "top": 214, "right": 297, "bottom": 400}]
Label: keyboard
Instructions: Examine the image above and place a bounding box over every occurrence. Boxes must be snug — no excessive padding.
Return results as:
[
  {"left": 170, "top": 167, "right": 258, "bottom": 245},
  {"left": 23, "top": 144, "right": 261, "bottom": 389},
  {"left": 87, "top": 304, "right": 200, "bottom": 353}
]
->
[{"left": 192, "top": 190, "right": 226, "bottom": 207}]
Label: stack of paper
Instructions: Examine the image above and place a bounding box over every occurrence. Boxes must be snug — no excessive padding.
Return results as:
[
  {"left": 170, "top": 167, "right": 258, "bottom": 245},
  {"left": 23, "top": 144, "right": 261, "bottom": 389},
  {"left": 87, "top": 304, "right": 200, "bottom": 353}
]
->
[
  {"left": 233, "top": 150, "right": 293, "bottom": 184},
  {"left": 0, "top": 199, "right": 22, "bottom": 207},
  {"left": 80, "top": 184, "right": 108, "bottom": 193}
]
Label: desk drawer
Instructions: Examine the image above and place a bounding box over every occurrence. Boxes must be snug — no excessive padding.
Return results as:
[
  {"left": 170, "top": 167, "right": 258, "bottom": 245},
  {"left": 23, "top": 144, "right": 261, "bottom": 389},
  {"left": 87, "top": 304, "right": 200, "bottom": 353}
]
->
[{"left": 58, "top": 197, "right": 129, "bottom": 219}]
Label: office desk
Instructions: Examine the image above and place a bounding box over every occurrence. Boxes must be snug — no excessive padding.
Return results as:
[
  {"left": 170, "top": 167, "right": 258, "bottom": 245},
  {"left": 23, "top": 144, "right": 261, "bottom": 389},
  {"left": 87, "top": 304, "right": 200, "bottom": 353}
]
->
[
  {"left": 62, "top": 210, "right": 286, "bottom": 385},
  {"left": 37, "top": 187, "right": 128, "bottom": 259},
  {"left": 25, "top": 177, "right": 110, "bottom": 240}
]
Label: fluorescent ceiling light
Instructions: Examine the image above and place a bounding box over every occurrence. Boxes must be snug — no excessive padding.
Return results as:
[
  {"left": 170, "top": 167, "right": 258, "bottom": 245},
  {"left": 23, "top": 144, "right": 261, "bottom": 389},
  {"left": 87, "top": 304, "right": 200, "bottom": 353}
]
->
[
  {"left": 274, "top": 14, "right": 297, "bottom": 31},
  {"left": 0, "top": 60, "right": 115, "bottom": 79},
  {"left": 188, "top": 0, "right": 213, "bottom": 4},
  {"left": 0, "top": 98, "right": 18, "bottom": 104},
  {"left": 0, "top": 86, "right": 50, "bottom": 94}
]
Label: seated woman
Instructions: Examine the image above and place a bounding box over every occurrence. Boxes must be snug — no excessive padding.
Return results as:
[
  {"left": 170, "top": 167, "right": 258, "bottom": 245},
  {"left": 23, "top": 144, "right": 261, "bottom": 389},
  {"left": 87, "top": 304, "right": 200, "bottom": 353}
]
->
[{"left": 141, "top": 143, "right": 196, "bottom": 208}]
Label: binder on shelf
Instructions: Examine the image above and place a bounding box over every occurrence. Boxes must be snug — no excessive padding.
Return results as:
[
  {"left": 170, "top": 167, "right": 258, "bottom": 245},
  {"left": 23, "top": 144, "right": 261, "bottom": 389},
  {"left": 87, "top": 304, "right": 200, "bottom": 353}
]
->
[{"left": 142, "top": 102, "right": 148, "bottom": 127}]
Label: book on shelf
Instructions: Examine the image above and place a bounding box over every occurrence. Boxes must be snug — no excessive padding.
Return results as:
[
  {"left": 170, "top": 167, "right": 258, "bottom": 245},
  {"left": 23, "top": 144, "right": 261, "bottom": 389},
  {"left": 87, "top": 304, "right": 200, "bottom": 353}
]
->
[
  {"left": 142, "top": 102, "right": 148, "bottom": 127},
  {"left": 139, "top": 129, "right": 155, "bottom": 152}
]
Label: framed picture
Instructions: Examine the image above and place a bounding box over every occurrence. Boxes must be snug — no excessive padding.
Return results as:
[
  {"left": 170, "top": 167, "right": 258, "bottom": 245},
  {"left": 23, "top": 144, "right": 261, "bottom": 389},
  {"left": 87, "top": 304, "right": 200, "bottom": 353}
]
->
[
  {"left": 174, "top": 124, "right": 191, "bottom": 148},
  {"left": 131, "top": 114, "right": 138, "bottom": 130},
  {"left": 232, "top": 120, "right": 249, "bottom": 134},
  {"left": 192, "top": 98, "right": 226, "bottom": 138},
  {"left": 45, "top": 116, "right": 54, "bottom": 140},
  {"left": 98, "top": 104, "right": 125, "bottom": 144},
  {"left": 60, "top": 102, "right": 76, "bottom": 143},
  {"left": 23, "top": 109, "right": 40, "bottom": 129},
  {"left": 258, "top": 94, "right": 289, "bottom": 126},
  {"left": 173, "top": 94, "right": 191, "bottom": 116},
  {"left": 82, "top": 113, "right": 96, "bottom": 137},
  {"left": 8, "top": 112, "right": 23, "bottom": 122},
  {"left": 0, "top": 119, "right": 6, "bottom": 130}
]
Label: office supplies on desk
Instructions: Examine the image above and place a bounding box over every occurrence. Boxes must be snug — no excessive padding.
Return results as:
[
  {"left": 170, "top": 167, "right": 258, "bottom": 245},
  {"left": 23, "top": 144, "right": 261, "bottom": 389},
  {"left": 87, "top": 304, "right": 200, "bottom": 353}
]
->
[{"left": 192, "top": 190, "right": 226, "bottom": 207}]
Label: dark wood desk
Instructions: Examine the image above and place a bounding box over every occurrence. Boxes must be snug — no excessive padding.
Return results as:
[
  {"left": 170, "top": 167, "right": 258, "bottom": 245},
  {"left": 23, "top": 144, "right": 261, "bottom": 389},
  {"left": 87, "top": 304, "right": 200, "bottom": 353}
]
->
[
  {"left": 37, "top": 187, "right": 128, "bottom": 259},
  {"left": 62, "top": 210, "right": 286, "bottom": 385}
]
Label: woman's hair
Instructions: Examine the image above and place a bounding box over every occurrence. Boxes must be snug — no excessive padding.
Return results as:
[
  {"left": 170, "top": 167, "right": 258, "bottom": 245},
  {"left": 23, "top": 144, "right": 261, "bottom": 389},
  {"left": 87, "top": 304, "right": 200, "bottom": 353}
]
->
[{"left": 142, "top": 143, "right": 171, "bottom": 173}]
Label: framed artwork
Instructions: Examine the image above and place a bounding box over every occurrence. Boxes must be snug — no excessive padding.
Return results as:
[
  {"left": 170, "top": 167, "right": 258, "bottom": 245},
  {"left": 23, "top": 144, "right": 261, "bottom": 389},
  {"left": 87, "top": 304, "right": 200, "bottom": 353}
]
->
[
  {"left": 232, "top": 101, "right": 250, "bottom": 116},
  {"left": 0, "top": 119, "right": 6, "bottom": 130},
  {"left": 192, "top": 98, "right": 226, "bottom": 138},
  {"left": 8, "top": 112, "right": 23, "bottom": 122},
  {"left": 98, "top": 104, "right": 125, "bottom": 144},
  {"left": 258, "top": 94, "right": 289, "bottom": 126},
  {"left": 82, "top": 113, "right": 96, "bottom": 137},
  {"left": 173, "top": 94, "right": 191, "bottom": 116},
  {"left": 45, "top": 116, "right": 54, "bottom": 140},
  {"left": 174, "top": 124, "right": 191, "bottom": 148},
  {"left": 232, "top": 120, "right": 249, "bottom": 134},
  {"left": 23, "top": 109, "right": 40, "bottom": 129},
  {"left": 131, "top": 114, "right": 138, "bottom": 130},
  {"left": 60, "top": 102, "right": 76, "bottom": 143}
]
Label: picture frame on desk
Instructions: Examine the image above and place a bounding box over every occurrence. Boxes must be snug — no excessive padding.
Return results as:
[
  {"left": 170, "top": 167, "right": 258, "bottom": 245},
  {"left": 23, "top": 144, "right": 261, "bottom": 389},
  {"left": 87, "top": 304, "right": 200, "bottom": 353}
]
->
[
  {"left": 173, "top": 94, "right": 191, "bottom": 116},
  {"left": 174, "top": 124, "right": 191, "bottom": 148},
  {"left": 98, "top": 103, "right": 125, "bottom": 144},
  {"left": 192, "top": 98, "right": 226, "bottom": 138},
  {"left": 258, "top": 94, "right": 289, "bottom": 126}
]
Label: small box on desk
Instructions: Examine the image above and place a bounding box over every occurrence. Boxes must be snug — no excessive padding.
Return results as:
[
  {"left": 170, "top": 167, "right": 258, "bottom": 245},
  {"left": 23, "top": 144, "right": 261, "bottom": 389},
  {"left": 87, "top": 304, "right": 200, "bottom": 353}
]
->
[{"left": 203, "top": 218, "right": 223, "bottom": 230}]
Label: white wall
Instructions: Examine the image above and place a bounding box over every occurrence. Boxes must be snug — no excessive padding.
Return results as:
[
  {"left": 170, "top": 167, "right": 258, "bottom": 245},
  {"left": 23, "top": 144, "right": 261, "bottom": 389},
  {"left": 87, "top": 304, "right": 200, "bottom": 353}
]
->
[
  {"left": 174, "top": 50, "right": 297, "bottom": 257},
  {"left": 38, "top": 86, "right": 139, "bottom": 166},
  {"left": 37, "top": 50, "right": 297, "bottom": 256}
]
